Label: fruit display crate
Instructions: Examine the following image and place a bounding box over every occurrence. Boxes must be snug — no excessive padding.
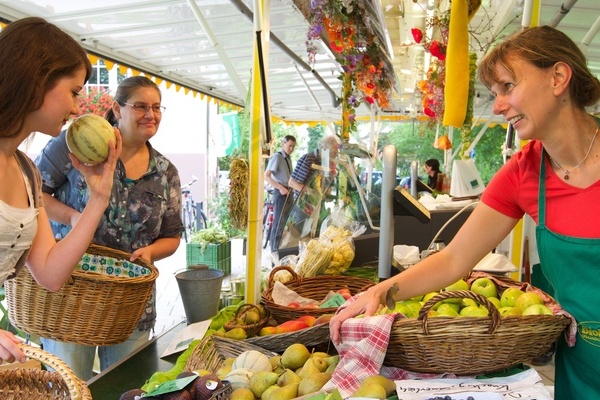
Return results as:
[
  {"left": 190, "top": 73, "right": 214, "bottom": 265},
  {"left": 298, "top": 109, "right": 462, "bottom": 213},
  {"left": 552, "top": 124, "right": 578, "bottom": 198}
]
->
[{"left": 186, "top": 241, "right": 231, "bottom": 274}]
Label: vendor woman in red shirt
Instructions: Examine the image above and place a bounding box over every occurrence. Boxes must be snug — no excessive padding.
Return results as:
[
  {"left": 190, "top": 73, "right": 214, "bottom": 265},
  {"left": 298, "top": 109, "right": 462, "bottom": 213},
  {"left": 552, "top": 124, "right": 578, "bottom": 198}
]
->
[{"left": 330, "top": 25, "right": 600, "bottom": 398}]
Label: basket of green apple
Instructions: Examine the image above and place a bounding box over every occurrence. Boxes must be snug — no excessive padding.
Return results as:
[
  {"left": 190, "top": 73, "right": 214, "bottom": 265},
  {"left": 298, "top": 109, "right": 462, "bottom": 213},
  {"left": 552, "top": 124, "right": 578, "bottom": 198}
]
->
[{"left": 382, "top": 271, "right": 571, "bottom": 375}]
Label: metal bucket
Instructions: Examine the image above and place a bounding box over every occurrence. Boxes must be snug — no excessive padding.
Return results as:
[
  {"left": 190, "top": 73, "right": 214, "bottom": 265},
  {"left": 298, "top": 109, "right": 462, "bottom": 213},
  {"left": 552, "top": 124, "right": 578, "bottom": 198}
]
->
[{"left": 175, "top": 269, "right": 224, "bottom": 324}]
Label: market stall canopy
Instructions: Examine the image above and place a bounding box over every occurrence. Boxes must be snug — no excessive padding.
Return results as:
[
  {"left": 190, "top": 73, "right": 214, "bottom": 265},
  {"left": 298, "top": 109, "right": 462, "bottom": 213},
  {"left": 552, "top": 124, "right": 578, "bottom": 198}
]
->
[{"left": 1, "top": 0, "right": 599, "bottom": 124}]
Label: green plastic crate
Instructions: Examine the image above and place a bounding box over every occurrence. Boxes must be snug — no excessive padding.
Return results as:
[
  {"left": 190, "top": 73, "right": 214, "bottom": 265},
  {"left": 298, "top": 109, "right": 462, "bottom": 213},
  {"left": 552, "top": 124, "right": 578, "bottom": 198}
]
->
[{"left": 186, "top": 241, "right": 231, "bottom": 274}]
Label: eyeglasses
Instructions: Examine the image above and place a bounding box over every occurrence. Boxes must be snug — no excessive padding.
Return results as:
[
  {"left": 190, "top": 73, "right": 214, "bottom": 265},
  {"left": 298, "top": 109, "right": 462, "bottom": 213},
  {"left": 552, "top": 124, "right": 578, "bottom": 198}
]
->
[{"left": 122, "top": 102, "right": 166, "bottom": 114}]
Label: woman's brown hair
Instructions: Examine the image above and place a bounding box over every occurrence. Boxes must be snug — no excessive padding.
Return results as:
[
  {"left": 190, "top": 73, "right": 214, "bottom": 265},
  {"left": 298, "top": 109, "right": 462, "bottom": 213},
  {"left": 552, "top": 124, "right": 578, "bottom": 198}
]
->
[
  {"left": 0, "top": 17, "right": 93, "bottom": 138},
  {"left": 105, "top": 76, "right": 162, "bottom": 126},
  {"left": 478, "top": 25, "right": 600, "bottom": 109}
]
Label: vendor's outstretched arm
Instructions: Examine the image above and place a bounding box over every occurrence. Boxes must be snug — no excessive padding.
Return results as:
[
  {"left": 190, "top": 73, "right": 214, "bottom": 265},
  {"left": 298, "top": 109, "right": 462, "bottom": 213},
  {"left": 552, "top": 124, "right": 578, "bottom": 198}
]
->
[{"left": 329, "top": 203, "right": 519, "bottom": 344}]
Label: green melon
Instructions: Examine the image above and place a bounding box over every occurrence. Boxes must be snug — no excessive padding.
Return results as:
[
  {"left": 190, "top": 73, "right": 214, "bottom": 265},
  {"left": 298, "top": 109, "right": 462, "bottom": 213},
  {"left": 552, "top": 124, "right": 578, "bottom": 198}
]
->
[{"left": 66, "top": 114, "right": 115, "bottom": 165}]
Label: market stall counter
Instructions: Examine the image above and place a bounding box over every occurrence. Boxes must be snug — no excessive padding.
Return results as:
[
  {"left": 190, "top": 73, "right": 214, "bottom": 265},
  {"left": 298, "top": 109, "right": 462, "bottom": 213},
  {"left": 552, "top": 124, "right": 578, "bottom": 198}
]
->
[{"left": 87, "top": 321, "right": 186, "bottom": 400}]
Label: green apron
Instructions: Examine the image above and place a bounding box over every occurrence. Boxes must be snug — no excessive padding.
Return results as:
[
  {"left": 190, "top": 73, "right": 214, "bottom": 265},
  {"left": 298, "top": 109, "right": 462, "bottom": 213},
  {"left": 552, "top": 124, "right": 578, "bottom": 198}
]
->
[{"left": 536, "top": 151, "right": 600, "bottom": 398}]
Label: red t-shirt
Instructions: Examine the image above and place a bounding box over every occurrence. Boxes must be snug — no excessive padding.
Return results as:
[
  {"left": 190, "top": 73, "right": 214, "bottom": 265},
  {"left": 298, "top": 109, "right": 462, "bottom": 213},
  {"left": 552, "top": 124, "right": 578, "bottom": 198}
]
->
[{"left": 481, "top": 140, "right": 600, "bottom": 238}]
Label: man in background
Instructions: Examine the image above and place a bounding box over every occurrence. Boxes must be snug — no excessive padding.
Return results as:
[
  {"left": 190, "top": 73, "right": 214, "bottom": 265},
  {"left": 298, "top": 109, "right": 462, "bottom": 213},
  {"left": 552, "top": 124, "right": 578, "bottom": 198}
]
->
[{"left": 264, "top": 135, "right": 296, "bottom": 250}]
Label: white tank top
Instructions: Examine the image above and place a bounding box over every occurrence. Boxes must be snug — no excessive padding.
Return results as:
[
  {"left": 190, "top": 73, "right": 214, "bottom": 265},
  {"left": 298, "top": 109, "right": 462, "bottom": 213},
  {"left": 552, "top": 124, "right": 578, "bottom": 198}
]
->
[{"left": 0, "top": 170, "right": 38, "bottom": 285}]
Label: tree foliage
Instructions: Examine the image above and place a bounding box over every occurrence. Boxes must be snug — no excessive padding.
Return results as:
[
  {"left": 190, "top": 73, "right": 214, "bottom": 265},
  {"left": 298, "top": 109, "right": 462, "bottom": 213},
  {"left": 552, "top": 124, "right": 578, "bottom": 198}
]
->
[{"left": 374, "top": 121, "right": 506, "bottom": 184}]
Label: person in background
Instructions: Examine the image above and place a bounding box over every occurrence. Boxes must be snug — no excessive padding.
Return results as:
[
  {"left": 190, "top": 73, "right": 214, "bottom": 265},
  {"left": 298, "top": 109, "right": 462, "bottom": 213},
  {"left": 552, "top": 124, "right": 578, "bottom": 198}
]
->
[
  {"left": 424, "top": 158, "right": 441, "bottom": 190},
  {"left": 35, "top": 76, "right": 182, "bottom": 380},
  {"left": 264, "top": 135, "right": 296, "bottom": 250},
  {"left": 288, "top": 135, "right": 339, "bottom": 194},
  {"left": 330, "top": 25, "right": 600, "bottom": 399},
  {"left": 0, "top": 17, "right": 120, "bottom": 365}
]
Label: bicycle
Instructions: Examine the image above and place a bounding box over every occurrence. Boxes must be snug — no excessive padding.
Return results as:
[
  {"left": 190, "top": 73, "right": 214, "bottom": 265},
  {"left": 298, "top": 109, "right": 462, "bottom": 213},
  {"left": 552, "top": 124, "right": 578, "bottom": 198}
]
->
[
  {"left": 262, "top": 190, "right": 274, "bottom": 249},
  {"left": 181, "top": 176, "right": 208, "bottom": 243}
]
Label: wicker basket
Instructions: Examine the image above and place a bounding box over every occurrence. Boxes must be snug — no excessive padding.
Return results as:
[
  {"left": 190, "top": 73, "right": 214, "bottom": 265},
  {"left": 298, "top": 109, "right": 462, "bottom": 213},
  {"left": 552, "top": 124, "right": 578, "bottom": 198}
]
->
[
  {"left": 383, "top": 289, "right": 571, "bottom": 375},
  {"left": 185, "top": 335, "right": 277, "bottom": 373},
  {"left": 261, "top": 265, "right": 374, "bottom": 323},
  {"left": 0, "top": 343, "right": 91, "bottom": 400},
  {"left": 244, "top": 323, "right": 333, "bottom": 353},
  {"left": 5, "top": 243, "right": 158, "bottom": 346},
  {"left": 223, "top": 303, "right": 270, "bottom": 338}
]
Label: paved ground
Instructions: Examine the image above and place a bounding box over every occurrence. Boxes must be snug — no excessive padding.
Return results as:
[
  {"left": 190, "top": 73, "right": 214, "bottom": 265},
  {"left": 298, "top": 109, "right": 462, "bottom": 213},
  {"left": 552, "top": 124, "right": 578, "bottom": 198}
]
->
[{"left": 153, "top": 237, "right": 270, "bottom": 336}]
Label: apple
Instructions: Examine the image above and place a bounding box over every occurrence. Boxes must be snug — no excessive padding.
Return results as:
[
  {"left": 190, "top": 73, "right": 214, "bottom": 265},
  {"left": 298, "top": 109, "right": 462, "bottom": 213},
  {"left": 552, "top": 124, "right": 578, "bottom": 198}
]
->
[
  {"left": 459, "top": 305, "right": 481, "bottom": 316},
  {"left": 470, "top": 277, "right": 498, "bottom": 298},
  {"left": 498, "top": 306, "right": 521, "bottom": 316},
  {"left": 442, "top": 279, "right": 470, "bottom": 304},
  {"left": 421, "top": 291, "right": 442, "bottom": 310},
  {"left": 380, "top": 302, "right": 412, "bottom": 317},
  {"left": 436, "top": 303, "right": 460, "bottom": 317},
  {"left": 466, "top": 307, "right": 490, "bottom": 317},
  {"left": 487, "top": 297, "right": 501, "bottom": 309},
  {"left": 514, "top": 292, "right": 544, "bottom": 314},
  {"left": 500, "top": 288, "right": 525, "bottom": 307},
  {"left": 287, "top": 301, "right": 302, "bottom": 308},
  {"left": 402, "top": 301, "right": 423, "bottom": 318},
  {"left": 522, "top": 304, "right": 553, "bottom": 316},
  {"left": 444, "top": 279, "right": 470, "bottom": 292},
  {"left": 461, "top": 298, "right": 479, "bottom": 309},
  {"left": 410, "top": 294, "right": 424, "bottom": 302}
]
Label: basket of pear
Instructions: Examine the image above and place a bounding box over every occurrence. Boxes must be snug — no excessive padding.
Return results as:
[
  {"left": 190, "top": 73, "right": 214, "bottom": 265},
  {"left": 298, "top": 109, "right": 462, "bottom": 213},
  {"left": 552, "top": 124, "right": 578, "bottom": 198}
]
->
[{"left": 223, "top": 303, "right": 270, "bottom": 338}]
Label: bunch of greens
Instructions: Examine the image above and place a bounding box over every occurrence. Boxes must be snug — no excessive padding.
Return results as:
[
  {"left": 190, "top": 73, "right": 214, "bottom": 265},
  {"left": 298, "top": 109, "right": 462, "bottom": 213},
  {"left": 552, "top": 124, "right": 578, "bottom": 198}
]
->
[{"left": 190, "top": 227, "right": 228, "bottom": 252}]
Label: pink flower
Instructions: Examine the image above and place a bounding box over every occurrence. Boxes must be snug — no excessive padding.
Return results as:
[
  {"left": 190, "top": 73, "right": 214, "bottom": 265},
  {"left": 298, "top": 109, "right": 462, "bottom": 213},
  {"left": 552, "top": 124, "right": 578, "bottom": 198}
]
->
[{"left": 424, "top": 107, "right": 436, "bottom": 117}]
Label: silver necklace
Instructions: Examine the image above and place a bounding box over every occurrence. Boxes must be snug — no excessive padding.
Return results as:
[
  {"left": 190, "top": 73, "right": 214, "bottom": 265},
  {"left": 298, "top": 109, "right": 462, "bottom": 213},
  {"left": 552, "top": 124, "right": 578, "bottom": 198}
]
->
[{"left": 550, "top": 126, "right": 599, "bottom": 180}]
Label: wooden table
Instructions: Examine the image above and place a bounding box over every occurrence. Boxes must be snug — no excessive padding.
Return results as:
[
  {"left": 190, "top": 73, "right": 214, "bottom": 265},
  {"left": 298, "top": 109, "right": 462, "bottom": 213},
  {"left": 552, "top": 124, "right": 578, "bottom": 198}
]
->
[{"left": 87, "top": 321, "right": 186, "bottom": 400}]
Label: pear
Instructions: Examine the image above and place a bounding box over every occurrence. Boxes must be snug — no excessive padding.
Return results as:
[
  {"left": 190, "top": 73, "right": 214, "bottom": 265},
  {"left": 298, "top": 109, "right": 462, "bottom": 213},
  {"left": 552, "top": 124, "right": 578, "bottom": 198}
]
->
[
  {"left": 297, "top": 371, "right": 332, "bottom": 396},
  {"left": 215, "top": 364, "right": 232, "bottom": 380},
  {"left": 361, "top": 375, "right": 396, "bottom": 397},
  {"left": 351, "top": 382, "right": 387, "bottom": 399},
  {"left": 261, "top": 384, "right": 279, "bottom": 400},
  {"left": 277, "top": 369, "right": 302, "bottom": 387},
  {"left": 192, "top": 369, "right": 212, "bottom": 377},
  {"left": 312, "top": 356, "right": 329, "bottom": 372},
  {"left": 269, "top": 355, "right": 284, "bottom": 374},
  {"left": 244, "top": 310, "right": 261, "bottom": 325},
  {"left": 311, "top": 351, "right": 330, "bottom": 358},
  {"left": 266, "top": 383, "right": 299, "bottom": 400},
  {"left": 281, "top": 343, "right": 310, "bottom": 370},
  {"left": 324, "top": 355, "right": 339, "bottom": 367},
  {"left": 222, "top": 357, "right": 236, "bottom": 367},
  {"left": 224, "top": 327, "right": 247, "bottom": 340},
  {"left": 230, "top": 387, "right": 255, "bottom": 400},
  {"left": 249, "top": 371, "right": 279, "bottom": 398},
  {"left": 297, "top": 358, "right": 321, "bottom": 379}
]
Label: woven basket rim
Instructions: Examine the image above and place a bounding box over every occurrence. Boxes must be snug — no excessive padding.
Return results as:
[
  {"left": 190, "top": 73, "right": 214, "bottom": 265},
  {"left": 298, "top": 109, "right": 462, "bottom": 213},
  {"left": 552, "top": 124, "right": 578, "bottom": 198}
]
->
[
  {"left": 261, "top": 265, "right": 374, "bottom": 322},
  {"left": 74, "top": 243, "right": 159, "bottom": 281},
  {"left": 223, "top": 303, "right": 270, "bottom": 337},
  {"left": 0, "top": 343, "right": 91, "bottom": 400}
]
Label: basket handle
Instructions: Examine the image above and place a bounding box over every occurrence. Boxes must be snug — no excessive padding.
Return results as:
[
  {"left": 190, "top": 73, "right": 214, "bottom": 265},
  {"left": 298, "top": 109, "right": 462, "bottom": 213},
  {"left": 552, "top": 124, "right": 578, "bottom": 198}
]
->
[
  {"left": 233, "top": 303, "right": 262, "bottom": 320},
  {"left": 267, "top": 265, "right": 300, "bottom": 289},
  {"left": 18, "top": 342, "right": 90, "bottom": 400},
  {"left": 418, "top": 290, "right": 501, "bottom": 335}
]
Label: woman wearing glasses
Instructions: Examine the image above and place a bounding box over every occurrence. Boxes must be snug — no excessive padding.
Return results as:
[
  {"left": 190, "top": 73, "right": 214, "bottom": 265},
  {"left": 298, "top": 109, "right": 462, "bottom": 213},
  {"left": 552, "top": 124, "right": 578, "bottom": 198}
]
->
[{"left": 35, "top": 75, "right": 183, "bottom": 379}]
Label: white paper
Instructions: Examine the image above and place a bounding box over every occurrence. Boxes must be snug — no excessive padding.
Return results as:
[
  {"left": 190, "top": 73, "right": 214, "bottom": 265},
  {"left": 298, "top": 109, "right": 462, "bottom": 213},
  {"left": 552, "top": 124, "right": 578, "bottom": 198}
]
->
[
  {"left": 161, "top": 320, "right": 211, "bottom": 358},
  {"left": 473, "top": 253, "right": 519, "bottom": 274},
  {"left": 394, "top": 369, "right": 552, "bottom": 400}
]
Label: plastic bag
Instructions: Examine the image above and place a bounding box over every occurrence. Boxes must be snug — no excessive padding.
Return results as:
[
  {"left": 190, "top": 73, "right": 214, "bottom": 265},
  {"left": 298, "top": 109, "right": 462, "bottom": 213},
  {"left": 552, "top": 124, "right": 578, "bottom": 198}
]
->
[
  {"left": 295, "top": 238, "right": 334, "bottom": 277},
  {"left": 319, "top": 208, "right": 366, "bottom": 275}
]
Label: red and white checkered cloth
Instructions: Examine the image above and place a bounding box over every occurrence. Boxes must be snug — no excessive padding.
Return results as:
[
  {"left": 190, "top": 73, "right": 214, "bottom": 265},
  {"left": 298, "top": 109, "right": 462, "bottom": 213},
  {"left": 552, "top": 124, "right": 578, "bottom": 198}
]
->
[{"left": 323, "top": 308, "right": 450, "bottom": 398}]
